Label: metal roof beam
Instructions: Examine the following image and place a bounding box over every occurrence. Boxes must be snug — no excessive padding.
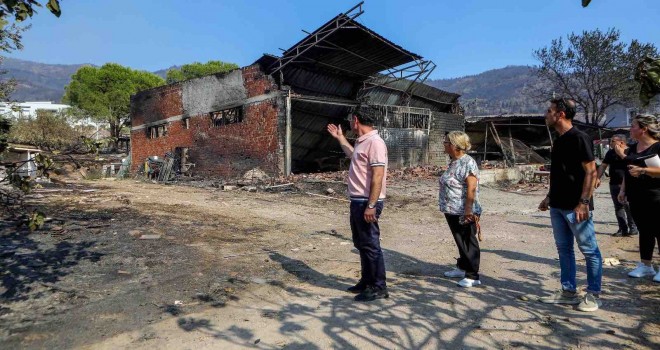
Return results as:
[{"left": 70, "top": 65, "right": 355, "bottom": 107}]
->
[
  {"left": 402, "top": 60, "right": 436, "bottom": 97},
  {"left": 361, "top": 82, "right": 456, "bottom": 106},
  {"left": 291, "top": 95, "right": 359, "bottom": 107},
  {"left": 301, "top": 30, "right": 395, "bottom": 73},
  {"left": 293, "top": 56, "right": 375, "bottom": 79},
  {"left": 268, "top": 2, "right": 365, "bottom": 75}
]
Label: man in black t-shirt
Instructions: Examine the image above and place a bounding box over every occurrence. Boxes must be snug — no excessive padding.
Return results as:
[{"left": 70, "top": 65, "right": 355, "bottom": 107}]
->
[
  {"left": 538, "top": 98, "right": 603, "bottom": 312},
  {"left": 596, "top": 135, "right": 638, "bottom": 236}
]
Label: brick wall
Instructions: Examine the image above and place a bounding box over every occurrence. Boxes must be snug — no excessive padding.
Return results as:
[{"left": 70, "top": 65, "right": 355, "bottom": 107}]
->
[
  {"left": 130, "top": 65, "right": 283, "bottom": 177},
  {"left": 131, "top": 84, "right": 183, "bottom": 127},
  {"left": 428, "top": 112, "right": 465, "bottom": 167}
]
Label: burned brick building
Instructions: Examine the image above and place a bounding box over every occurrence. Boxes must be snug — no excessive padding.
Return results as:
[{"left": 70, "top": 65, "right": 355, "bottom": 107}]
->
[{"left": 130, "top": 3, "right": 463, "bottom": 177}]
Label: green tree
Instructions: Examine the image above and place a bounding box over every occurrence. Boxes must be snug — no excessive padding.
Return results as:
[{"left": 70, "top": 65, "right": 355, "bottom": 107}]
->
[
  {"left": 0, "top": 0, "right": 62, "bottom": 152},
  {"left": 0, "top": 0, "right": 61, "bottom": 52},
  {"left": 166, "top": 60, "right": 239, "bottom": 84},
  {"left": 63, "top": 63, "right": 165, "bottom": 149},
  {"left": 635, "top": 56, "right": 660, "bottom": 106},
  {"left": 8, "top": 109, "right": 79, "bottom": 151},
  {"left": 530, "top": 28, "right": 658, "bottom": 125}
]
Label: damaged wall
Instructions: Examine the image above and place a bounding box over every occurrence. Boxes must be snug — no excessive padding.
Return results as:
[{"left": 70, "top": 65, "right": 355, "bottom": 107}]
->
[
  {"left": 130, "top": 64, "right": 283, "bottom": 177},
  {"left": 380, "top": 128, "right": 429, "bottom": 168},
  {"left": 182, "top": 70, "right": 247, "bottom": 116}
]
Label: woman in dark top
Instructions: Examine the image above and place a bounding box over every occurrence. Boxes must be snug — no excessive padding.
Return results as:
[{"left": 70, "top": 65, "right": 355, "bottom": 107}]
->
[
  {"left": 596, "top": 135, "right": 638, "bottom": 236},
  {"left": 617, "top": 114, "right": 660, "bottom": 282}
]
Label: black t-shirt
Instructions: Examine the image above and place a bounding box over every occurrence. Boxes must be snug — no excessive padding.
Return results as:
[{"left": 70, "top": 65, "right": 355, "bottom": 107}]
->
[
  {"left": 602, "top": 149, "right": 627, "bottom": 186},
  {"left": 549, "top": 127, "right": 595, "bottom": 210},
  {"left": 624, "top": 141, "right": 660, "bottom": 202}
]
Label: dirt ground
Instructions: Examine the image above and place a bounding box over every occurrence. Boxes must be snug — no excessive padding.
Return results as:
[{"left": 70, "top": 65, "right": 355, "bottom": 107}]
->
[{"left": 1, "top": 175, "right": 658, "bottom": 349}]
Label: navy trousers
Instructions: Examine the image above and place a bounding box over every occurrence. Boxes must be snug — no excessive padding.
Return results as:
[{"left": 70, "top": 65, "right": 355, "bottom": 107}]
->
[{"left": 349, "top": 200, "right": 386, "bottom": 290}]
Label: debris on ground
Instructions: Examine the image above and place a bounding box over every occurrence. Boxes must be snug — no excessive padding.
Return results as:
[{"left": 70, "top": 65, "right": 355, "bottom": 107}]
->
[
  {"left": 243, "top": 168, "right": 270, "bottom": 182},
  {"left": 489, "top": 178, "right": 549, "bottom": 194},
  {"left": 603, "top": 257, "right": 621, "bottom": 266}
]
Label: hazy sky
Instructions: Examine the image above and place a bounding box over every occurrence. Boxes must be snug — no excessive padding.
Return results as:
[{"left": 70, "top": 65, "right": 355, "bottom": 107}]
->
[{"left": 6, "top": 0, "right": 660, "bottom": 79}]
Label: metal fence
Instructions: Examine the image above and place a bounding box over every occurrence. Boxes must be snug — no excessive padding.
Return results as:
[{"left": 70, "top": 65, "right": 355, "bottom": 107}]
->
[{"left": 371, "top": 105, "right": 433, "bottom": 168}]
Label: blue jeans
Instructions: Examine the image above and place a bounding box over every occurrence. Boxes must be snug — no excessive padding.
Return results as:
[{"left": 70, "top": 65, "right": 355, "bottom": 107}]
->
[{"left": 550, "top": 208, "right": 602, "bottom": 294}]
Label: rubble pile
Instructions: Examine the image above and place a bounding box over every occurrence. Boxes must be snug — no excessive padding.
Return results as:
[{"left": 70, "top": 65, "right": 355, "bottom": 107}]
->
[{"left": 496, "top": 178, "right": 549, "bottom": 194}]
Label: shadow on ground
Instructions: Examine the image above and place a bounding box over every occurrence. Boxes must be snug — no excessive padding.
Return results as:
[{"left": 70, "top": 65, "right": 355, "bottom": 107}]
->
[
  {"left": 0, "top": 225, "right": 104, "bottom": 302},
  {"left": 173, "top": 246, "right": 659, "bottom": 349}
]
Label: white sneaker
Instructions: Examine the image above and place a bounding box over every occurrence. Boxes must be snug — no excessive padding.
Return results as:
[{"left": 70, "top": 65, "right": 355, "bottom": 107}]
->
[
  {"left": 628, "top": 263, "right": 656, "bottom": 278},
  {"left": 576, "top": 293, "right": 602, "bottom": 312},
  {"left": 457, "top": 278, "right": 481, "bottom": 288},
  {"left": 654, "top": 271, "right": 660, "bottom": 283},
  {"left": 444, "top": 268, "right": 466, "bottom": 278}
]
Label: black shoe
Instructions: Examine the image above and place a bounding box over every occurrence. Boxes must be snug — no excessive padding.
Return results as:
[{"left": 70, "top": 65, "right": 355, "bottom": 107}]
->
[
  {"left": 354, "top": 286, "right": 389, "bottom": 302},
  {"left": 627, "top": 228, "right": 639, "bottom": 236},
  {"left": 613, "top": 230, "right": 624, "bottom": 237},
  {"left": 347, "top": 281, "right": 367, "bottom": 294}
]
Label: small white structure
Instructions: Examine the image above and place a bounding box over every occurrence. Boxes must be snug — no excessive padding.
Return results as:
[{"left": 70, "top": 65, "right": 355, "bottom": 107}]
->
[
  {"left": 0, "top": 101, "right": 71, "bottom": 119},
  {"left": 2, "top": 143, "right": 42, "bottom": 178}
]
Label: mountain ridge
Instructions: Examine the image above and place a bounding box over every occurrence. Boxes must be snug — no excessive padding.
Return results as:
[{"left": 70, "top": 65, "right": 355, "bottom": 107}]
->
[
  {"left": 426, "top": 65, "right": 545, "bottom": 115},
  {"left": 0, "top": 58, "right": 543, "bottom": 116}
]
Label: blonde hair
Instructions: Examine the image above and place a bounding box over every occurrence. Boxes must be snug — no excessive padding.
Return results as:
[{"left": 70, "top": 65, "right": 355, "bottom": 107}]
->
[
  {"left": 447, "top": 131, "right": 472, "bottom": 151},
  {"left": 634, "top": 114, "right": 660, "bottom": 140}
]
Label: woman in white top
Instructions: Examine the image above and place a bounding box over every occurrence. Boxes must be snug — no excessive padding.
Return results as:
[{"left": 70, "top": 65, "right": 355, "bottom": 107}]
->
[{"left": 438, "top": 131, "right": 483, "bottom": 288}]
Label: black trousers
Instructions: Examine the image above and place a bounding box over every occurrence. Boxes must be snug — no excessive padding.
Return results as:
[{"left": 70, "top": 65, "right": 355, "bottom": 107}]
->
[
  {"left": 609, "top": 184, "right": 636, "bottom": 233},
  {"left": 445, "top": 213, "right": 480, "bottom": 280},
  {"left": 629, "top": 198, "right": 660, "bottom": 261},
  {"left": 350, "top": 201, "right": 386, "bottom": 290}
]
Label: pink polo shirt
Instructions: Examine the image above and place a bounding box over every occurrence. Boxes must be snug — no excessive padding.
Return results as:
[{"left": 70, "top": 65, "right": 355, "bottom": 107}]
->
[{"left": 348, "top": 130, "right": 388, "bottom": 200}]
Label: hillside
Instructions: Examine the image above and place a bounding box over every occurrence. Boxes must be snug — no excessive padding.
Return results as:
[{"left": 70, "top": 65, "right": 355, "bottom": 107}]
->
[
  {"left": 0, "top": 58, "right": 92, "bottom": 102},
  {"left": 153, "top": 66, "right": 180, "bottom": 80},
  {"left": 0, "top": 58, "right": 184, "bottom": 102},
  {"left": 426, "top": 65, "right": 545, "bottom": 116}
]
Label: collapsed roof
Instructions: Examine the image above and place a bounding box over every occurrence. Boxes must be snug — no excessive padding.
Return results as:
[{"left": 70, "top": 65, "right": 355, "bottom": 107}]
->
[
  {"left": 466, "top": 114, "right": 618, "bottom": 163},
  {"left": 256, "top": 2, "right": 458, "bottom": 108},
  {"left": 254, "top": 2, "right": 460, "bottom": 171}
]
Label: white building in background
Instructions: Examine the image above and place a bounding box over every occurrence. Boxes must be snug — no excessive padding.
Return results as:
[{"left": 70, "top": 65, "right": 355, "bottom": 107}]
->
[
  {"left": 0, "top": 101, "right": 71, "bottom": 118},
  {"left": 0, "top": 101, "right": 110, "bottom": 140}
]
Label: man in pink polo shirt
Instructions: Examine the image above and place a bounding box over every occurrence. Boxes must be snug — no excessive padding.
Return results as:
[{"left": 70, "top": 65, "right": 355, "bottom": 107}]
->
[{"left": 327, "top": 105, "right": 389, "bottom": 302}]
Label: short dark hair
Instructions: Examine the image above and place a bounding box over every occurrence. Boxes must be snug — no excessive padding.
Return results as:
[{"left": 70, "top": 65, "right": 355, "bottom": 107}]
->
[
  {"left": 352, "top": 104, "right": 378, "bottom": 126},
  {"left": 550, "top": 98, "right": 577, "bottom": 120}
]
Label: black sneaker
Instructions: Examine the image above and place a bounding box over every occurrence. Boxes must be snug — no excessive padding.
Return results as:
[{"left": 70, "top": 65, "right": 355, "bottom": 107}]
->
[
  {"left": 613, "top": 230, "right": 625, "bottom": 237},
  {"left": 627, "top": 228, "right": 639, "bottom": 236},
  {"left": 347, "top": 281, "right": 367, "bottom": 294},
  {"left": 354, "top": 286, "right": 389, "bottom": 302}
]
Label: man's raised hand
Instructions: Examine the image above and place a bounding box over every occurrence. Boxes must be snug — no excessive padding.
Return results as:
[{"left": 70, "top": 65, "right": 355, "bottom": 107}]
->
[{"left": 327, "top": 124, "right": 343, "bottom": 139}]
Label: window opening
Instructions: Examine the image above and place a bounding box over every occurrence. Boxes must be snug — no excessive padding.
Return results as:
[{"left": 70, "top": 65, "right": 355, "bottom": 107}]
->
[
  {"left": 147, "top": 123, "right": 168, "bottom": 138},
  {"left": 210, "top": 106, "right": 243, "bottom": 127}
]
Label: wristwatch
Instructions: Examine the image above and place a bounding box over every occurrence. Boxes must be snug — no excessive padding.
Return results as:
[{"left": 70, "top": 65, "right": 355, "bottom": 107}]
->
[
  {"left": 367, "top": 203, "right": 376, "bottom": 209},
  {"left": 579, "top": 198, "right": 590, "bottom": 205}
]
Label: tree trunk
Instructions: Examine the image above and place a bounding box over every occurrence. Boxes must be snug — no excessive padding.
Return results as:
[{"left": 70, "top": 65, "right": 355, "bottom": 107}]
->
[{"left": 109, "top": 119, "right": 119, "bottom": 151}]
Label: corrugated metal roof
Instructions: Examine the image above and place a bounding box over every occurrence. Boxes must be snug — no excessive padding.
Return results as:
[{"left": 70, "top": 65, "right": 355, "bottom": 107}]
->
[
  {"left": 271, "top": 15, "right": 421, "bottom": 78},
  {"left": 253, "top": 10, "right": 460, "bottom": 110},
  {"left": 362, "top": 78, "right": 460, "bottom": 109},
  {"left": 256, "top": 55, "right": 458, "bottom": 111}
]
